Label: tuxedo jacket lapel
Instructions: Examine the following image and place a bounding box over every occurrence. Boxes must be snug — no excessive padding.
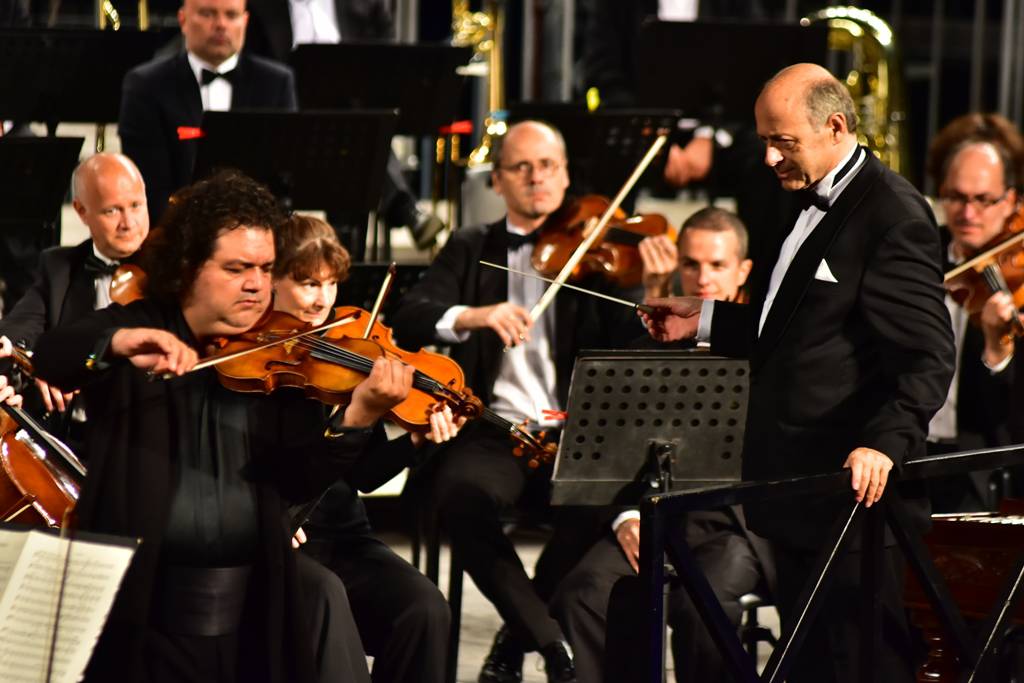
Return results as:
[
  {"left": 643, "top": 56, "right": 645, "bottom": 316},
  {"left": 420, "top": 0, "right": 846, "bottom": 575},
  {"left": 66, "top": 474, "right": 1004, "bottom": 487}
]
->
[
  {"left": 753, "top": 154, "right": 882, "bottom": 365},
  {"left": 60, "top": 242, "right": 97, "bottom": 327},
  {"left": 174, "top": 53, "right": 203, "bottom": 124},
  {"left": 231, "top": 55, "right": 255, "bottom": 108},
  {"left": 477, "top": 222, "right": 510, "bottom": 386}
]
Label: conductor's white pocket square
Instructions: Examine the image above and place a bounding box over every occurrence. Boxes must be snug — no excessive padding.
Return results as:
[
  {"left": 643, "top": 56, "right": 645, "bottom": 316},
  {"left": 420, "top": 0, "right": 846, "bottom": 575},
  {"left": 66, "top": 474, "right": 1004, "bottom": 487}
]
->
[{"left": 814, "top": 259, "right": 838, "bottom": 283}]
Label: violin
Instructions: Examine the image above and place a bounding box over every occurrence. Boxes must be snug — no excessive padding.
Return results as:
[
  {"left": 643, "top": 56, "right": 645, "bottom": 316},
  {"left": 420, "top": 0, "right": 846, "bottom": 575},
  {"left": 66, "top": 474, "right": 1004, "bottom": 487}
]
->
[
  {"left": 944, "top": 202, "right": 1024, "bottom": 336},
  {"left": 532, "top": 194, "right": 677, "bottom": 290},
  {"left": 0, "top": 401, "right": 85, "bottom": 528},
  {"left": 110, "top": 263, "right": 147, "bottom": 306},
  {"left": 207, "top": 306, "right": 558, "bottom": 467}
]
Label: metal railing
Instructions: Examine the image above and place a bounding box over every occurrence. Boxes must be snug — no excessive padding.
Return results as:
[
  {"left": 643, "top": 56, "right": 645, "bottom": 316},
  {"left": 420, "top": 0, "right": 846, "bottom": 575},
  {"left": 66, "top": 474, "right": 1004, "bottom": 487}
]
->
[{"left": 639, "top": 444, "right": 1024, "bottom": 683}]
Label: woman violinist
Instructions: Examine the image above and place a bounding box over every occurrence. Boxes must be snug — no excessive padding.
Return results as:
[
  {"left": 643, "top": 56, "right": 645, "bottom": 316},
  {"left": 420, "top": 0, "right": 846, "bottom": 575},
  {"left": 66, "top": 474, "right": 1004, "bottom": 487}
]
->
[
  {"left": 927, "top": 113, "right": 1024, "bottom": 510},
  {"left": 28, "top": 171, "right": 407, "bottom": 683},
  {"left": 270, "top": 213, "right": 456, "bottom": 683}
]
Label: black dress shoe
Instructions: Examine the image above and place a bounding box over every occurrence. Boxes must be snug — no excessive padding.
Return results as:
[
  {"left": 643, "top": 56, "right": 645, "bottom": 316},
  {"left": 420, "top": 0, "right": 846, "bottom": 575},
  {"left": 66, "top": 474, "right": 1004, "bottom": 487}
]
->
[
  {"left": 479, "top": 625, "right": 524, "bottom": 683},
  {"left": 539, "top": 640, "right": 577, "bottom": 683}
]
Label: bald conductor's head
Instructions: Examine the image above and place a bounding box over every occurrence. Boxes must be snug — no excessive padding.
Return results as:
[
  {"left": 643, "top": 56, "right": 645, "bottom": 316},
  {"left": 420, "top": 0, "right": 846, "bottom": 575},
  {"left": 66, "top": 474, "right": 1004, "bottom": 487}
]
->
[
  {"left": 755, "top": 63, "right": 859, "bottom": 191},
  {"left": 72, "top": 153, "right": 150, "bottom": 261}
]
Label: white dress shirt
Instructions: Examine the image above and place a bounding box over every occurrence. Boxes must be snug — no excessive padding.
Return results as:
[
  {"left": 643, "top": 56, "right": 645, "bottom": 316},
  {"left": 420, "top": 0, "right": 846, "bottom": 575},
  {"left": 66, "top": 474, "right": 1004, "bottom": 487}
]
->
[
  {"left": 697, "top": 144, "right": 866, "bottom": 341},
  {"left": 435, "top": 221, "right": 562, "bottom": 427},
  {"left": 289, "top": 0, "right": 342, "bottom": 46},
  {"left": 658, "top": 0, "right": 698, "bottom": 21},
  {"left": 187, "top": 51, "right": 239, "bottom": 112},
  {"left": 91, "top": 244, "right": 118, "bottom": 310}
]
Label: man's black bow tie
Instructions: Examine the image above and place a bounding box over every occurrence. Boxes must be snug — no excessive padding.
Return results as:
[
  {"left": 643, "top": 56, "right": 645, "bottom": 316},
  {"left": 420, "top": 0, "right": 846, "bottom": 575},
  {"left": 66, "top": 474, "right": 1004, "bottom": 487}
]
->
[
  {"left": 795, "top": 189, "right": 831, "bottom": 213},
  {"left": 84, "top": 254, "right": 119, "bottom": 277},
  {"left": 507, "top": 230, "right": 539, "bottom": 250},
  {"left": 200, "top": 68, "right": 236, "bottom": 86}
]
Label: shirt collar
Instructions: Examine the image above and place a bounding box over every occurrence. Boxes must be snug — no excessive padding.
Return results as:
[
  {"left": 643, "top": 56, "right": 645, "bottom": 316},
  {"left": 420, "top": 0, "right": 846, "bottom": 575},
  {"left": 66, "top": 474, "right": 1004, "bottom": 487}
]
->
[
  {"left": 811, "top": 143, "right": 863, "bottom": 202},
  {"left": 187, "top": 51, "right": 240, "bottom": 86},
  {"left": 92, "top": 243, "right": 118, "bottom": 266}
]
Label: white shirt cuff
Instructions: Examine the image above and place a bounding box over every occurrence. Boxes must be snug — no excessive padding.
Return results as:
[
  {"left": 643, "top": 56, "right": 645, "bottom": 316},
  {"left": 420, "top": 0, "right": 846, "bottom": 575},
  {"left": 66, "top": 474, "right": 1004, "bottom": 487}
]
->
[
  {"left": 611, "top": 509, "right": 640, "bottom": 532},
  {"left": 983, "top": 349, "right": 1014, "bottom": 374},
  {"left": 435, "top": 305, "right": 471, "bottom": 344},
  {"left": 696, "top": 299, "right": 715, "bottom": 343}
]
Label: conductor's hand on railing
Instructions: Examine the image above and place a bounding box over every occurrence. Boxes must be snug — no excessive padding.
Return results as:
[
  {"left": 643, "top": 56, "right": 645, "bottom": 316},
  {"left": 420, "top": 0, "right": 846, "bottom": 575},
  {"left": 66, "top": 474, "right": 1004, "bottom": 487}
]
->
[
  {"left": 615, "top": 517, "right": 641, "bottom": 573},
  {"left": 843, "top": 447, "right": 894, "bottom": 507},
  {"left": 455, "top": 302, "right": 533, "bottom": 347},
  {"left": 639, "top": 296, "right": 702, "bottom": 342}
]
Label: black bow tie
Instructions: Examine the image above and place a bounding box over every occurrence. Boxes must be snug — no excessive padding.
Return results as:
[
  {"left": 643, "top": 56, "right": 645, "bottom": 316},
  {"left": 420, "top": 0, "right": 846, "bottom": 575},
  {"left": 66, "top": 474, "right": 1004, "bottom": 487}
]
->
[
  {"left": 795, "top": 189, "right": 831, "bottom": 213},
  {"left": 200, "top": 68, "right": 236, "bottom": 86},
  {"left": 84, "top": 254, "right": 119, "bottom": 277},
  {"left": 507, "top": 230, "right": 539, "bottom": 250}
]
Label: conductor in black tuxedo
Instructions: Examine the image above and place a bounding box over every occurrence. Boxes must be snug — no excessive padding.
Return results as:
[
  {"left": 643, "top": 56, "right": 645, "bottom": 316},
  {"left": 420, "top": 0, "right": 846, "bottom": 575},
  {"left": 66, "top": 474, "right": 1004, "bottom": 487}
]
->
[
  {"left": 642, "top": 64, "right": 955, "bottom": 682},
  {"left": 118, "top": 0, "right": 296, "bottom": 225},
  {"left": 0, "top": 153, "right": 149, "bottom": 427}
]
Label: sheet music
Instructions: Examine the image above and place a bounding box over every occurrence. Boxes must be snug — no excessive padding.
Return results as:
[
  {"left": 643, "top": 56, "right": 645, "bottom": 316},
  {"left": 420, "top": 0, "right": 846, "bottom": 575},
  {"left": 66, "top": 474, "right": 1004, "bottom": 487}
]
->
[{"left": 0, "top": 528, "right": 136, "bottom": 683}]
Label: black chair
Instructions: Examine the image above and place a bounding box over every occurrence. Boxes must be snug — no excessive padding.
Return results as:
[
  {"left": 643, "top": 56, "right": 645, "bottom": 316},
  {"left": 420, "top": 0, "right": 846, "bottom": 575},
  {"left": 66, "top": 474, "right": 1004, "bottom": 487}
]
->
[{"left": 738, "top": 592, "right": 778, "bottom": 657}]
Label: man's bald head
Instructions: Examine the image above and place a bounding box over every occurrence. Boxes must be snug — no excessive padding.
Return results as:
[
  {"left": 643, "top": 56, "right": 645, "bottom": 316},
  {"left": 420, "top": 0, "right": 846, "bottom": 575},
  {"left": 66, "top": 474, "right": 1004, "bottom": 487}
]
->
[
  {"left": 755, "top": 63, "right": 859, "bottom": 191},
  {"left": 72, "top": 153, "right": 149, "bottom": 261}
]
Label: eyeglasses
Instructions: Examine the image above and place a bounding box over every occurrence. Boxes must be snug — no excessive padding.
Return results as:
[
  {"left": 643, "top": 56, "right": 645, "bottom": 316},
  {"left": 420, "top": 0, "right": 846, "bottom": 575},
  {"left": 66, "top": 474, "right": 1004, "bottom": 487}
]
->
[
  {"left": 939, "top": 190, "right": 1010, "bottom": 210},
  {"left": 498, "top": 158, "right": 564, "bottom": 179}
]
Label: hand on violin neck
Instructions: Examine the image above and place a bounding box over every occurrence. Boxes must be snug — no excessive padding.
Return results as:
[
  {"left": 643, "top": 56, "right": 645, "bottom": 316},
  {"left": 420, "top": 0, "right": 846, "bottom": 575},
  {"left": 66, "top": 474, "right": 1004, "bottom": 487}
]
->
[
  {"left": 110, "top": 328, "right": 199, "bottom": 377},
  {"left": 0, "top": 374, "right": 22, "bottom": 409},
  {"left": 342, "top": 357, "right": 414, "bottom": 428},
  {"left": 35, "top": 378, "right": 74, "bottom": 414},
  {"left": 638, "top": 296, "right": 702, "bottom": 343},
  {"left": 639, "top": 235, "right": 678, "bottom": 299},
  {"left": 663, "top": 138, "right": 713, "bottom": 188},
  {"left": 410, "top": 404, "right": 466, "bottom": 447},
  {"left": 454, "top": 302, "right": 533, "bottom": 347},
  {"left": 980, "top": 291, "right": 1019, "bottom": 366}
]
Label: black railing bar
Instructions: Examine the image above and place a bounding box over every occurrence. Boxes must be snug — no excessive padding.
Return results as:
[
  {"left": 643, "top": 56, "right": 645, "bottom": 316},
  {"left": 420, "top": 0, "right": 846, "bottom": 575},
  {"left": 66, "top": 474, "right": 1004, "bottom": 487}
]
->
[
  {"left": 664, "top": 534, "right": 759, "bottom": 683},
  {"left": 643, "top": 444, "right": 1024, "bottom": 515},
  {"left": 886, "top": 497, "right": 978, "bottom": 664},
  {"left": 762, "top": 501, "right": 862, "bottom": 683},
  {"left": 962, "top": 553, "right": 1024, "bottom": 683}
]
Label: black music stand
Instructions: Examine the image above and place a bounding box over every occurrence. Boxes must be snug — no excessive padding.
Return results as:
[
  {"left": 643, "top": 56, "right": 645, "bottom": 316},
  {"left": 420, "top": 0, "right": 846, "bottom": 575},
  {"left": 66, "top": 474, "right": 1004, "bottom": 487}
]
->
[
  {"left": 194, "top": 110, "right": 398, "bottom": 253},
  {"left": 551, "top": 350, "right": 747, "bottom": 506},
  {"left": 0, "top": 137, "right": 83, "bottom": 245},
  {"left": 634, "top": 20, "right": 829, "bottom": 123},
  {"left": 0, "top": 28, "right": 175, "bottom": 129},
  {"left": 505, "top": 104, "right": 681, "bottom": 200},
  {"left": 290, "top": 43, "right": 472, "bottom": 136}
]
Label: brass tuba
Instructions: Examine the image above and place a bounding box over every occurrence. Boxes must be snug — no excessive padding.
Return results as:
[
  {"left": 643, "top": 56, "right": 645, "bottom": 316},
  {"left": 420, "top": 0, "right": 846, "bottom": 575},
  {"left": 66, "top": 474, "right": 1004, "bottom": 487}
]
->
[
  {"left": 801, "top": 7, "right": 908, "bottom": 176},
  {"left": 452, "top": 0, "right": 507, "bottom": 167}
]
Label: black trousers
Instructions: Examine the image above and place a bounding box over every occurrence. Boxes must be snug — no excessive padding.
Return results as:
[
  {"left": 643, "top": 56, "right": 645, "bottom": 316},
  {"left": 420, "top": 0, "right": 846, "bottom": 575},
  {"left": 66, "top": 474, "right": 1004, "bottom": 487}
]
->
[
  {"left": 550, "top": 512, "right": 762, "bottom": 683},
  {"left": 302, "top": 535, "right": 450, "bottom": 683},
  {"left": 427, "top": 425, "right": 606, "bottom": 651},
  {"left": 772, "top": 541, "right": 916, "bottom": 683},
  {"left": 295, "top": 551, "right": 372, "bottom": 683}
]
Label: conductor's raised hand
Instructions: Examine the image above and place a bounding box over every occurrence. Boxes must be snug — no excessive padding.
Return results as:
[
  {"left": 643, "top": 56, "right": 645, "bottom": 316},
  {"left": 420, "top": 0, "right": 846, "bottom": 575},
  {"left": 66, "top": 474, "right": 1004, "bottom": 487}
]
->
[
  {"left": 455, "top": 302, "right": 533, "bottom": 347},
  {"left": 843, "top": 447, "right": 894, "bottom": 507},
  {"left": 638, "top": 296, "right": 703, "bottom": 342},
  {"left": 110, "top": 328, "right": 198, "bottom": 376},
  {"left": 343, "top": 357, "right": 414, "bottom": 428}
]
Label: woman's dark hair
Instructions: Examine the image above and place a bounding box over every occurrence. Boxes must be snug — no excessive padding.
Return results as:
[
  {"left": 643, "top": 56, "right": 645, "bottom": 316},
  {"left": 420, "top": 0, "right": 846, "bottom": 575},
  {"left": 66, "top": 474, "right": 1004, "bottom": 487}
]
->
[
  {"left": 139, "top": 170, "right": 284, "bottom": 304},
  {"left": 273, "top": 214, "right": 351, "bottom": 284}
]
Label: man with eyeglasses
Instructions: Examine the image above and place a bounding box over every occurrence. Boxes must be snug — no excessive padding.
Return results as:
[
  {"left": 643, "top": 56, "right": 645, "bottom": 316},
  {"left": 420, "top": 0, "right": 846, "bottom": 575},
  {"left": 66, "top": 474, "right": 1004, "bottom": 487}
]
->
[
  {"left": 390, "top": 120, "right": 639, "bottom": 683},
  {"left": 927, "top": 115, "right": 1023, "bottom": 511}
]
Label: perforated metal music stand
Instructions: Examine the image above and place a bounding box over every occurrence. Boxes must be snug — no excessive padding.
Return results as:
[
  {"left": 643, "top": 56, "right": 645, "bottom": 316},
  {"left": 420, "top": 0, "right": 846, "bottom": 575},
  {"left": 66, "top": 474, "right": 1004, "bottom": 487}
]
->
[{"left": 551, "top": 349, "right": 747, "bottom": 506}]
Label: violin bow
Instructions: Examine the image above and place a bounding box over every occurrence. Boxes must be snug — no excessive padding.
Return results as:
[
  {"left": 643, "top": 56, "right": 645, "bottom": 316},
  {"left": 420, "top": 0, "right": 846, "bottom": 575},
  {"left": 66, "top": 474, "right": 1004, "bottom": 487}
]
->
[
  {"left": 481, "top": 261, "right": 656, "bottom": 314},
  {"left": 527, "top": 133, "right": 669, "bottom": 324},
  {"left": 362, "top": 262, "right": 397, "bottom": 339},
  {"left": 159, "top": 312, "right": 363, "bottom": 378}
]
